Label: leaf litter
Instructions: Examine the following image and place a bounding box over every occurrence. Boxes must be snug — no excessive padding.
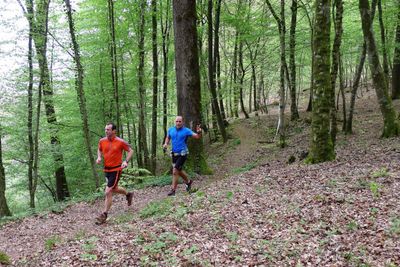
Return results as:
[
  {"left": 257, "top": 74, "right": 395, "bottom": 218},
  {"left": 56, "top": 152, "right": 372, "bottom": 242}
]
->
[{"left": 0, "top": 92, "right": 399, "bottom": 266}]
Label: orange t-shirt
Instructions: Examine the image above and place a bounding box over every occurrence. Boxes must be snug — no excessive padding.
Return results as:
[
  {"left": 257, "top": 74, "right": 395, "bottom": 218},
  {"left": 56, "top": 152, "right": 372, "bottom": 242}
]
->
[{"left": 98, "top": 137, "right": 131, "bottom": 172}]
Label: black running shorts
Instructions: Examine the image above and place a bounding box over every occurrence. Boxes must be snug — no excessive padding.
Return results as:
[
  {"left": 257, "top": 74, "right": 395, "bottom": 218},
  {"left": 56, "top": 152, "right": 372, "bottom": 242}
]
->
[
  {"left": 105, "top": 170, "right": 122, "bottom": 189},
  {"left": 172, "top": 155, "right": 187, "bottom": 171}
]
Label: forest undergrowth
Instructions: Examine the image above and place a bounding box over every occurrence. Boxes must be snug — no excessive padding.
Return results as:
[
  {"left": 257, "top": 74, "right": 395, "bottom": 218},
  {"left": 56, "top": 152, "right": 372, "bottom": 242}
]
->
[{"left": 0, "top": 91, "right": 399, "bottom": 266}]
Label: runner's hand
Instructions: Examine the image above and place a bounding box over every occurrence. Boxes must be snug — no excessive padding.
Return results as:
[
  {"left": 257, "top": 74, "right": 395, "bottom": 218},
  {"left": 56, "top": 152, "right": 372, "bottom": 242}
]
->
[
  {"left": 121, "top": 160, "right": 128, "bottom": 169},
  {"left": 196, "top": 124, "right": 202, "bottom": 134}
]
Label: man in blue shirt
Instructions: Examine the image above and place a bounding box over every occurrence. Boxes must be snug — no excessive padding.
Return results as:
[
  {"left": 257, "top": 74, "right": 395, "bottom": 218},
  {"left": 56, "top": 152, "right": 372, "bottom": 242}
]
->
[{"left": 163, "top": 116, "right": 202, "bottom": 196}]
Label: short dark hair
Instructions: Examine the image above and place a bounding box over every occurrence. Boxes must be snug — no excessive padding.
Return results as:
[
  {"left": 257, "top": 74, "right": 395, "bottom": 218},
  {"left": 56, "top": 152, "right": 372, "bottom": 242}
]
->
[{"left": 106, "top": 122, "right": 117, "bottom": 131}]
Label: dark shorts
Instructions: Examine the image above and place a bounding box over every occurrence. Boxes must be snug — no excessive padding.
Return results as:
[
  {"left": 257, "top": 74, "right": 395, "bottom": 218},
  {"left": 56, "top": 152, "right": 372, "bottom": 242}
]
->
[
  {"left": 172, "top": 155, "right": 187, "bottom": 171},
  {"left": 105, "top": 170, "right": 122, "bottom": 189}
]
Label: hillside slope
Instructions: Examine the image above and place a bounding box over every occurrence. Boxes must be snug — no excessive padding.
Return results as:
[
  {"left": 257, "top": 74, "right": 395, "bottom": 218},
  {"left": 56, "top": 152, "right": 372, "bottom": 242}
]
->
[{"left": 0, "top": 93, "right": 400, "bottom": 266}]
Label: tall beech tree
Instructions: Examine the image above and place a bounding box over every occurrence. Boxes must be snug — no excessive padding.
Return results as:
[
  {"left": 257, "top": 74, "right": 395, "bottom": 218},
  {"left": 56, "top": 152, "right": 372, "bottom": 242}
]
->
[
  {"left": 0, "top": 125, "right": 12, "bottom": 218},
  {"left": 107, "top": 0, "right": 121, "bottom": 132},
  {"left": 32, "top": 0, "right": 70, "bottom": 201},
  {"left": 392, "top": 1, "right": 400, "bottom": 100},
  {"left": 161, "top": 0, "right": 172, "bottom": 143},
  {"left": 307, "top": 0, "right": 335, "bottom": 163},
  {"left": 64, "top": 0, "right": 100, "bottom": 188},
  {"left": 17, "top": 0, "right": 38, "bottom": 208},
  {"left": 265, "top": 0, "right": 288, "bottom": 147},
  {"left": 359, "top": 0, "right": 400, "bottom": 137},
  {"left": 330, "top": 0, "right": 344, "bottom": 144},
  {"left": 207, "top": 0, "right": 227, "bottom": 142},
  {"left": 137, "top": 0, "right": 150, "bottom": 170},
  {"left": 150, "top": 0, "right": 158, "bottom": 173},
  {"left": 289, "top": 0, "right": 299, "bottom": 121},
  {"left": 346, "top": 0, "right": 377, "bottom": 135},
  {"left": 172, "top": 0, "right": 209, "bottom": 174}
]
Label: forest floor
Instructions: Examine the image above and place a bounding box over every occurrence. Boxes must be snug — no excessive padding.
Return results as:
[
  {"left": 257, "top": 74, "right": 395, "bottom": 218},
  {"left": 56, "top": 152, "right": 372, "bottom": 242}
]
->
[{"left": 1, "top": 90, "right": 400, "bottom": 266}]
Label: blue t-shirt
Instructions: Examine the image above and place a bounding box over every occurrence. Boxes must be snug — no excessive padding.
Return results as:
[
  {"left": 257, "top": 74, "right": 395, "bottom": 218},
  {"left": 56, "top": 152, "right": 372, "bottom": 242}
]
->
[{"left": 167, "top": 126, "right": 194, "bottom": 153}]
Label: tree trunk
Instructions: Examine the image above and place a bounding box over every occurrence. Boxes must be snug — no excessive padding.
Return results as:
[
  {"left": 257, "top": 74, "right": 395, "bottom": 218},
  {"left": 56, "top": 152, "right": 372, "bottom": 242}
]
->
[
  {"left": 0, "top": 126, "right": 12, "bottom": 218},
  {"left": 307, "top": 0, "right": 335, "bottom": 163},
  {"left": 232, "top": 31, "right": 239, "bottom": 118},
  {"left": 64, "top": 0, "right": 100, "bottom": 188},
  {"left": 151, "top": 0, "right": 158, "bottom": 173},
  {"left": 339, "top": 56, "right": 347, "bottom": 131},
  {"left": 346, "top": 43, "right": 367, "bottom": 134},
  {"left": 359, "top": 0, "right": 400, "bottom": 137},
  {"left": 392, "top": 3, "right": 400, "bottom": 99},
  {"left": 20, "top": 0, "right": 37, "bottom": 208},
  {"left": 207, "top": 0, "right": 227, "bottom": 142},
  {"left": 216, "top": 50, "right": 227, "bottom": 123},
  {"left": 107, "top": 0, "right": 120, "bottom": 132},
  {"left": 238, "top": 41, "right": 249, "bottom": 119},
  {"left": 298, "top": 1, "right": 314, "bottom": 112},
  {"left": 138, "top": 0, "right": 150, "bottom": 170},
  {"left": 377, "top": 0, "right": 389, "bottom": 83},
  {"left": 266, "top": 0, "right": 287, "bottom": 147},
  {"left": 289, "top": 0, "right": 299, "bottom": 120},
  {"left": 172, "top": 0, "right": 210, "bottom": 174},
  {"left": 346, "top": 0, "right": 377, "bottom": 134},
  {"left": 120, "top": 56, "right": 134, "bottom": 168},
  {"left": 33, "top": 0, "right": 70, "bottom": 201},
  {"left": 161, "top": 0, "right": 172, "bottom": 145},
  {"left": 330, "top": 0, "right": 343, "bottom": 145}
]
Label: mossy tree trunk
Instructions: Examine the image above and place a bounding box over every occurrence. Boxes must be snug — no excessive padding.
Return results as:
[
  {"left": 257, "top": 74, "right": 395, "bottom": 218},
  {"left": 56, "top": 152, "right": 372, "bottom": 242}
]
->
[
  {"left": 0, "top": 126, "right": 12, "bottom": 218},
  {"left": 307, "top": 0, "right": 335, "bottom": 164},
  {"left": 173, "top": 0, "right": 210, "bottom": 174},
  {"left": 330, "top": 0, "right": 344, "bottom": 144},
  {"left": 392, "top": 2, "right": 400, "bottom": 100},
  {"left": 359, "top": 0, "right": 400, "bottom": 137}
]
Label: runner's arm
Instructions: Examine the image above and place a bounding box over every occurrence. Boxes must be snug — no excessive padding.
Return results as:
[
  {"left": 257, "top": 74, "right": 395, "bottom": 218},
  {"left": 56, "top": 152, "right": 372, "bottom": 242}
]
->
[
  {"left": 163, "top": 136, "right": 170, "bottom": 148},
  {"left": 96, "top": 147, "right": 102, "bottom": 164},
  {"left": 122, "top": 147, "right": 133, "bottom": 168}
]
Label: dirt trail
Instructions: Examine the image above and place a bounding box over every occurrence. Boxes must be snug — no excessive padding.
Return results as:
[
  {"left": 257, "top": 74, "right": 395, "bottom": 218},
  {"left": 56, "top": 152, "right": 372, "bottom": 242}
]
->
[{"left": 0, "top": 117, "right": 268, "bottom": 264}]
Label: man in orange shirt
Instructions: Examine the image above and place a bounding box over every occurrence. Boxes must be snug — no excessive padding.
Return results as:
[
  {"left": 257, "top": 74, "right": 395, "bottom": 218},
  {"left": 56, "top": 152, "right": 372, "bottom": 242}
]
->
[{"left": 95, "top": 122, "right": 134, "bottom": 224}]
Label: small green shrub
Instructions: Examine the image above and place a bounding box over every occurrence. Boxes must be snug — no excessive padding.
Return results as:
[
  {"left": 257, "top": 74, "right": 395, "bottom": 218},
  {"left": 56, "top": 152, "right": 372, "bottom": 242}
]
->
[
  {"left": 139, "top": 198, "right": 173, "bottom": 219},
  {"left": 74, "top": 229, "right": 87, "bottom": 240},
  {"left": 80, "top": 253, "right": 97, "bottom": 261},
  {"left": 233, "top": 162, "right": 257, "bottom": 173},
  {"left": 159, "top": 232, "right": 178, "bottom": 243},
  {"left": 347, "top": 220, "right": 358, "bottom": 231},
  {"left": 45, "top": 235, "right": 62, "bottom": 251},
  {"left": 226, "top": 231, "right": 239, "bottom": 242},
  {"left": 0, "top": 251, "right": 11, "bottom": 265},
  {"left": 113, "top": 213, "right": 134, "bottom": 224},
  {"left": 82, "top": 236, "right": 98, "bottom": 252},
  {"left": 389, "top": 217, "right": 400, "bottom": 235},
  {"left": 183, "top": 245, "right": 198, "bottom": 256},
  {"left": 144, "top": 241, "right": 166, "bottom": 255},
  {"left": 135, "top": 175, "right": 172, "bottom": 189},
  {"left": 369, "top": 181, "right": 381, "bottom": 198},
  {"left": 232, "top": 138, "right": 241, "bottom": 146},
  {"left": 371, "top": 167, "right": 388, "bottom": 178}
]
